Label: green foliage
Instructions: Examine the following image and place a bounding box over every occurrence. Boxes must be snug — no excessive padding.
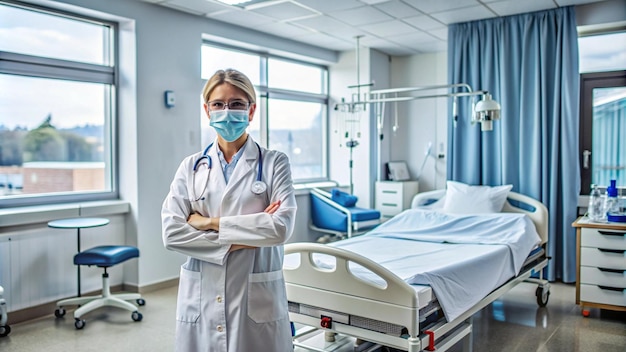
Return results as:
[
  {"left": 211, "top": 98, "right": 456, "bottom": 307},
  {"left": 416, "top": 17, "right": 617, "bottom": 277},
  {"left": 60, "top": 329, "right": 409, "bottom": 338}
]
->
[
  {"left": 23, "top": 125, "right": 65, "bottom": 162},
  {"left": 0, "top": 114, "right": 99, "bottom": 165}
]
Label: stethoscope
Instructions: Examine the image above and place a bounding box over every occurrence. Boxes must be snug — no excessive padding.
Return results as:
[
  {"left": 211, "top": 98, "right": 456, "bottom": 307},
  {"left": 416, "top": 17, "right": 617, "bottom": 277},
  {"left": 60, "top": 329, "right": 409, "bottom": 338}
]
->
[{"left": 191, "top": 141, "right": 266, "bottom": 202}]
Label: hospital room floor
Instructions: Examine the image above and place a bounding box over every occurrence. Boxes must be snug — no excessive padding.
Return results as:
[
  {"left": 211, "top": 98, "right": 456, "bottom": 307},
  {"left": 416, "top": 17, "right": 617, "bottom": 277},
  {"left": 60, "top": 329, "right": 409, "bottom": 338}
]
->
[{"left": 1, "top": 282, "right": 624, "bottom": 352}]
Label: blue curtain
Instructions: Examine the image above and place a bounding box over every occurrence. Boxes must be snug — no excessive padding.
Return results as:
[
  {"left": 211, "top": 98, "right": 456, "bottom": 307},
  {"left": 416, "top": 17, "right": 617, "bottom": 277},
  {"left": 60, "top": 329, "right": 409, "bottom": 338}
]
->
[{"left": 447, "top": 7, "right": 580, "bottom": 282}]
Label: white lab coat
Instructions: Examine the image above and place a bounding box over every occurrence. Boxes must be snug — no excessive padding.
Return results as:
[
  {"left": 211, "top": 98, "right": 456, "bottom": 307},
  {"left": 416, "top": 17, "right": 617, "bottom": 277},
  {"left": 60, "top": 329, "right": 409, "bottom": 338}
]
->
[{"left": 161, "top": 137, "right": 297, "bottom": 352}]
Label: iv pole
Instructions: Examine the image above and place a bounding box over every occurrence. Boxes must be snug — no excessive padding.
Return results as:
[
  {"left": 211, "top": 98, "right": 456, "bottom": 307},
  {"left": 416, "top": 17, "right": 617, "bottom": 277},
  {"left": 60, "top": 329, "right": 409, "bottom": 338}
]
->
[{"left": 341, "top": 35, "right": 372, "bottom": 194}]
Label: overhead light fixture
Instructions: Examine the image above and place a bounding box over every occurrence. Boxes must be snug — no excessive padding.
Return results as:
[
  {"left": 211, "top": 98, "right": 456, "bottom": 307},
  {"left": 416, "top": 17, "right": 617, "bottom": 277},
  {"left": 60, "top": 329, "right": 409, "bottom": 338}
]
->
[{"left": 472, "top": 93, "right": 501, "bottom": 131}]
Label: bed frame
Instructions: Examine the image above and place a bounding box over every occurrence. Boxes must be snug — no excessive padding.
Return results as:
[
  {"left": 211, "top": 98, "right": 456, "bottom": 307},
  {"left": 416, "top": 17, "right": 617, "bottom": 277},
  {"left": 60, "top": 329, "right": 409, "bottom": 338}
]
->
[{"left": 285, "top": 190, "right": 550, "bottom": 352}]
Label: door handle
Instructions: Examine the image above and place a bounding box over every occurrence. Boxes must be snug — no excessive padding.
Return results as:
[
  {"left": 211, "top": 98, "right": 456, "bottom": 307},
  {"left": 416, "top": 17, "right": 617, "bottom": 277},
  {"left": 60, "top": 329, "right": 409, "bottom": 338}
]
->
[{"left": 583, "top": 150, "right": 591, "bottom": 169}]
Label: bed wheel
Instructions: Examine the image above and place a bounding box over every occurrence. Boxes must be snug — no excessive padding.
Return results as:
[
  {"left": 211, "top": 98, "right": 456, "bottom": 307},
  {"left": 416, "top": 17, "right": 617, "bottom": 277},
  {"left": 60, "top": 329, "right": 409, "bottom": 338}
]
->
[{"left": 535, "top": 286, "right": 550, "bottom": 307}]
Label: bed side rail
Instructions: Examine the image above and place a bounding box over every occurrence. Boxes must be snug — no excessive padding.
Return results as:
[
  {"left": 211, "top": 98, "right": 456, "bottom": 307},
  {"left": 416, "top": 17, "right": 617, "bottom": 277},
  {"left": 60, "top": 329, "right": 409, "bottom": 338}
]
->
[
  {"left": 284, "top": 243, "right": 418, "bottom": 307},
  {"left": 502, "top": 192, "right": 549, "bottom": 245}
]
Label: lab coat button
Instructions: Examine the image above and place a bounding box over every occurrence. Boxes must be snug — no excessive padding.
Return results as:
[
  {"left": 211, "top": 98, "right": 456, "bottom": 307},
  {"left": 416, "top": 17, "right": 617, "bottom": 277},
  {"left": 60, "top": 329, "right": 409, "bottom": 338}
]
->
[
  {"left": 216, "top": 325, "right": 224, "bottom": 332},
  {"left": 216, "top": 295, "right": 223, "bottom": 303}
]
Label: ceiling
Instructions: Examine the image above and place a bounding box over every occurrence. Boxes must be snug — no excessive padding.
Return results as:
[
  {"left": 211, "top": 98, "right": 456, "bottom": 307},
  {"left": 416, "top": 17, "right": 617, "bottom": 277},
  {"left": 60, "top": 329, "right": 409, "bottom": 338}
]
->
[{"left": 138, "top": 0, "right": 604, "bottom": 56}]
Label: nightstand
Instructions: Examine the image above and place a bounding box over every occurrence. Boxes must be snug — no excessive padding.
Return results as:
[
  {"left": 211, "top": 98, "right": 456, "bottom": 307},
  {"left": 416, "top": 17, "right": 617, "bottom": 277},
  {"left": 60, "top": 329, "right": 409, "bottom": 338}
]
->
[
  {"left": 374, "top": 181, "right": 419, "bottom": 221},
  {"left": 572, "top": 216, "right": 626, "bottom": 316}
]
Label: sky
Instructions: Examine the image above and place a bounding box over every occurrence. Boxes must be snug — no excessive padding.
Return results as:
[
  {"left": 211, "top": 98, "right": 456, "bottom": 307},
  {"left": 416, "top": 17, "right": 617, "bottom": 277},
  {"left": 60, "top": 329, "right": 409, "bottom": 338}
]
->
[{"left": 0, "top": 3, "right": 106, "bottom": 130}]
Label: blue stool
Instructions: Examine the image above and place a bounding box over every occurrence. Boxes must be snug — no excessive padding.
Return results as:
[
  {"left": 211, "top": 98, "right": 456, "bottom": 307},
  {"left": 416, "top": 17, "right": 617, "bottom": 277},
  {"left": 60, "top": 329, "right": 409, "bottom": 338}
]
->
[{"left": 54, "top": 246, "right": 145, "bottom": 330}]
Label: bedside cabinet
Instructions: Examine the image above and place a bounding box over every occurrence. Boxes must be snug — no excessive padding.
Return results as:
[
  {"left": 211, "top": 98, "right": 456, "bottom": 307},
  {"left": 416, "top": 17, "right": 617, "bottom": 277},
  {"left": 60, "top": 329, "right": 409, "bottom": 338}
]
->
[
  {"left": 572, "top": 217, "right": 626, "bottom": 316},
  {"left": 375, "top": 181, "right": 418, "bottom": 221}
]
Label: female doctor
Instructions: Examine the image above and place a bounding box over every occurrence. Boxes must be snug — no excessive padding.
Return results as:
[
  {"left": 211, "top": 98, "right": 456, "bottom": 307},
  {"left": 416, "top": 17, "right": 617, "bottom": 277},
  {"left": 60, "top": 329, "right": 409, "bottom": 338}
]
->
[{"left": 161, "top": 69, "right": 297, "bottom": 352}]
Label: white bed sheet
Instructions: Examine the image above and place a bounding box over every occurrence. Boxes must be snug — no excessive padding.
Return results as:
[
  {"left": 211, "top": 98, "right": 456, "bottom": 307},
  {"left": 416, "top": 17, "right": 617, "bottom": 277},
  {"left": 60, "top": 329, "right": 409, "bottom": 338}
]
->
[{"left": 324, "top": 209, "right": 541, "bottom": 322}]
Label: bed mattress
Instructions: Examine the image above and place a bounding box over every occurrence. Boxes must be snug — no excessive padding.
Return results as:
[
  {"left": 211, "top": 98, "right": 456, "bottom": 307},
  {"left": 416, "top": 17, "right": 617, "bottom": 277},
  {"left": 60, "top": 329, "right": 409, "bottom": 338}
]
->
[{"left": 289, "top": 209, "right": 541, "bottom": 322}]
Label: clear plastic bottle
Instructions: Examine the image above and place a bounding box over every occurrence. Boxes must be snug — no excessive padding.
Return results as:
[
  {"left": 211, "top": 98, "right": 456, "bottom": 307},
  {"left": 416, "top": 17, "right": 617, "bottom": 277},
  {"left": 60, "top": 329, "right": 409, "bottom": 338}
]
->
[
  {"left": 588, "top": 184, "right": 604, "bottom": 222},
  {"left": 604, "top": 179, "right": 619, "bottom": 218}
]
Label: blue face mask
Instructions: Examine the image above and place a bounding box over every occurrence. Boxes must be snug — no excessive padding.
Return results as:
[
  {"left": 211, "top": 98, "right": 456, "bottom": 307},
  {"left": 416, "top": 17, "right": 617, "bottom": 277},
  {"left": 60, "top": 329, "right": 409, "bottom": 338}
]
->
[{"left": 209, "top": 109, "right": 250, "bottom": 142}]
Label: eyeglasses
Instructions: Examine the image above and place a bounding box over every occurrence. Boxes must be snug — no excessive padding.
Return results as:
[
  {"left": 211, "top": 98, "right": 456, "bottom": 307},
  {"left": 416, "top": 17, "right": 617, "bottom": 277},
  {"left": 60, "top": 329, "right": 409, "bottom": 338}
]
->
[{"left": 207, "top": 99, "right": 250, "bottom": 111}]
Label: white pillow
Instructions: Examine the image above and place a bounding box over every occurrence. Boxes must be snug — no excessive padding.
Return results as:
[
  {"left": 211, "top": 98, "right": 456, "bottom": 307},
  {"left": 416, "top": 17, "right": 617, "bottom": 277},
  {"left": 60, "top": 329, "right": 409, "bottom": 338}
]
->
[{"left": 442, "top": 181, "right": 513, "bottom": 214}]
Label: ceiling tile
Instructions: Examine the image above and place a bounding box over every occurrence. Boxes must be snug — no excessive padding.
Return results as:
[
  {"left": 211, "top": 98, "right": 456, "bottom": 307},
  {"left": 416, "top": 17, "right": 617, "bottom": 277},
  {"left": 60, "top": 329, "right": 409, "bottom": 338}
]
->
[
  {"left": 358, "top": 35, "right": 419, "bottom": 55},
  {"left": 555, "top": 0, "right": 605, "bottom": 5},
  {"left": 291, "top": 32, "right": 353, "bottom": 50},
  {"left": 163, "top": 0, "right": 230, "bottom": 15},
  {"left": 291, "top": 14, "right": 365, "bottom": 36},
  {"left": 487, "top": 0, "right": 556, "bottom": 17},
  {"left": 248, "top": 1, "right": 320, "bottom": 21},
  {"left": 141, "top": 0, "right": 607, "bottom": 57},
  {"left": 402, "top": 14, "right": 446, "bottom": 31},
  {"left": 205, "top": 8, "right": 274, "bottom": 26},
  {"left": 330, "top": 6, "right": 393, "bottom": 26},
  {"left": 374, "top": 0, "right": 422, "bottom": 18},
  {"left": 389, "top": 31, "right": 439, "bottom": 45},
  {"left": 359, "top": 0, "right": 392, "bottom": 5},
  {"left": 402, "top": 0, "right": 481, "bottom": 14},
  {"left": 359, "top": 20, "right": 417, "bottom": 37},
  {"left": 430, "top": 5, "right": 497, "bottom": 25},
  {"left": 293, "top": 0, "right": 363, "bottom": 13},
  {"left": 255, "top": 21, "right": 316, "bottom": 37}
]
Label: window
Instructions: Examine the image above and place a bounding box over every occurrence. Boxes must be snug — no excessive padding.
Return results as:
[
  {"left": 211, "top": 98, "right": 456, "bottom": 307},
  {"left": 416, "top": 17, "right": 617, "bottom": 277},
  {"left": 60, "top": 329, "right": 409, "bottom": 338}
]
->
[
  {"left": 0, "top": 2, "right": 117, "bottom": 207},
  {"left": 578, "top": 31, "right": 626, "bottom": 194},
  {"left": 579, "top": 71, "right": 626, "bottom": 194},
  {"left": 201, "top": 43, "right": 328, "bottom": 182}
]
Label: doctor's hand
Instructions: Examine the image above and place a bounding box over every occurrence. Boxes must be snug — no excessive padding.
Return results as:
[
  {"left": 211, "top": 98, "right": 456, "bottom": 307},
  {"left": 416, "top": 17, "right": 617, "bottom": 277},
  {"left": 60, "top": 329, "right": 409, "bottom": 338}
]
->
[
  {"left": 187, "top": 213, "right": 219, "bottom": 232},
  {"left": 229, "top": 244, "right": 256, "bottom": 252},
  {"left": 264, "top": 200, "right": 281, "bottom": 214}
]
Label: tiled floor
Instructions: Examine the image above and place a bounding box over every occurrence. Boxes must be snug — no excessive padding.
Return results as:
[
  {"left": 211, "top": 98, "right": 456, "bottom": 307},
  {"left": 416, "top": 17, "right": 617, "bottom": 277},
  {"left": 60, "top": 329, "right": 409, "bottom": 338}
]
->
[{"left": 0, "top": 282, "right": 624, "bottom": 351}]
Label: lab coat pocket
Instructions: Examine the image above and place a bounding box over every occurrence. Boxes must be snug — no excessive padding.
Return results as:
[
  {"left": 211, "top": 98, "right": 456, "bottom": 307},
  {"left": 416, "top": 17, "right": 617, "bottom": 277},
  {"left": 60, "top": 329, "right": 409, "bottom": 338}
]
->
[
  {"left": 176, "top": 266, "right": 201, "bottom": 324},
  {"left": 247, "top": 270, "right": 288, "bottom": 323}
]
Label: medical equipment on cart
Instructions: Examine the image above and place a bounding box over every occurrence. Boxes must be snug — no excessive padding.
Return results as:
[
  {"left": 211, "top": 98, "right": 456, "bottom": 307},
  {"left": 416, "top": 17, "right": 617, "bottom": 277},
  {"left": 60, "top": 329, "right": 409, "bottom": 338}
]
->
[{"left": 191, "top": 141, "right": 266, "bottom": 201}]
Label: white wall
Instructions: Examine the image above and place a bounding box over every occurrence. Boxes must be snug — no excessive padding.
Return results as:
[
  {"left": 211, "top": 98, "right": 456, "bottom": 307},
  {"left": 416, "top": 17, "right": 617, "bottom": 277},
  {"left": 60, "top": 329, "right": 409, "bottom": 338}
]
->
[{"left": 388, "top": 52, "right": 448, "bottom": 192}]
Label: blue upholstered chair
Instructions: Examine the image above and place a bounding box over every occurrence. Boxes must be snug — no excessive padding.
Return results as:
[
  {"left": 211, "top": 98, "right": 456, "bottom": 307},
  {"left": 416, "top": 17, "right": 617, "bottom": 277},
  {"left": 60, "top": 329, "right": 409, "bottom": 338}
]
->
[
  {"left": 0, "top": 285, "right": 9, "bottom": 337},
  {"left": 54, "top": 246, "right": 145, "bottom": 330},
  {"left": 310, "top": 188, "right": 381, "bottom": 241}
]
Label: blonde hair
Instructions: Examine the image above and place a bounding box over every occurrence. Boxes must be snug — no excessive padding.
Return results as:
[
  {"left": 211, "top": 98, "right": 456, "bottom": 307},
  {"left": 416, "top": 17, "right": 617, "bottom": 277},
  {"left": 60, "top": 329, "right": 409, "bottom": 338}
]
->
[{"left": 202, "top": 69, "right": 256, "bottom": 104}]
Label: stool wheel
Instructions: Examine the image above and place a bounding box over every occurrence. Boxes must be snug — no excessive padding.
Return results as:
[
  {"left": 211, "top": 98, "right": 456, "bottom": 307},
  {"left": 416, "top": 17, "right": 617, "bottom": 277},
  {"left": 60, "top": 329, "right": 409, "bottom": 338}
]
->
[
  {"left": 132, "top": 311, "right": 143, "bottom": 322},
  {"left": 0, "top": 324, "right": 10, "bottom": 337},
  {"left": 54, "top": 308, "right": 66, "bottom": 318},
  {"left": 137, "top": 298, "right": 146, "bottom": 306},
  {"left": 74, "top": 318, "right": 85, "bottom": 330}
]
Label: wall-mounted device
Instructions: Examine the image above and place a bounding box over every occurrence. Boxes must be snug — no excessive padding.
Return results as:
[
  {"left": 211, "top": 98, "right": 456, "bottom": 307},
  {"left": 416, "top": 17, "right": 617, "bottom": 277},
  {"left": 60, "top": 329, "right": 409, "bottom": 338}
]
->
[{"left": 164, "top": 90, "right": 175, "bottom": 108}]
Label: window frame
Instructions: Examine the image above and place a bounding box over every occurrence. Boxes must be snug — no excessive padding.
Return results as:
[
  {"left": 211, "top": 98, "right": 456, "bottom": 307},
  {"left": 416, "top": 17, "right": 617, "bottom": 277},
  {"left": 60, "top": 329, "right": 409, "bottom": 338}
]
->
[
  {"left": 0, "top": 1, "right": 119, "bottom": 208},
  {"left": 579, "top": 70, "right": 626, "bottom": 195},
  {"left": 201, "top": 41, "right": 330, "bottom": 183}
]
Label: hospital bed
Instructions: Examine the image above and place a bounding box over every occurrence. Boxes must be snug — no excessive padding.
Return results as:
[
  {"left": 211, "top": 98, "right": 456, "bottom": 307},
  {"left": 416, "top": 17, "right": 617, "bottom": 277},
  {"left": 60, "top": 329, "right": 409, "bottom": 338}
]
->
[{"left": 284, "top": 189, "right": 550, "bottom": 352}]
